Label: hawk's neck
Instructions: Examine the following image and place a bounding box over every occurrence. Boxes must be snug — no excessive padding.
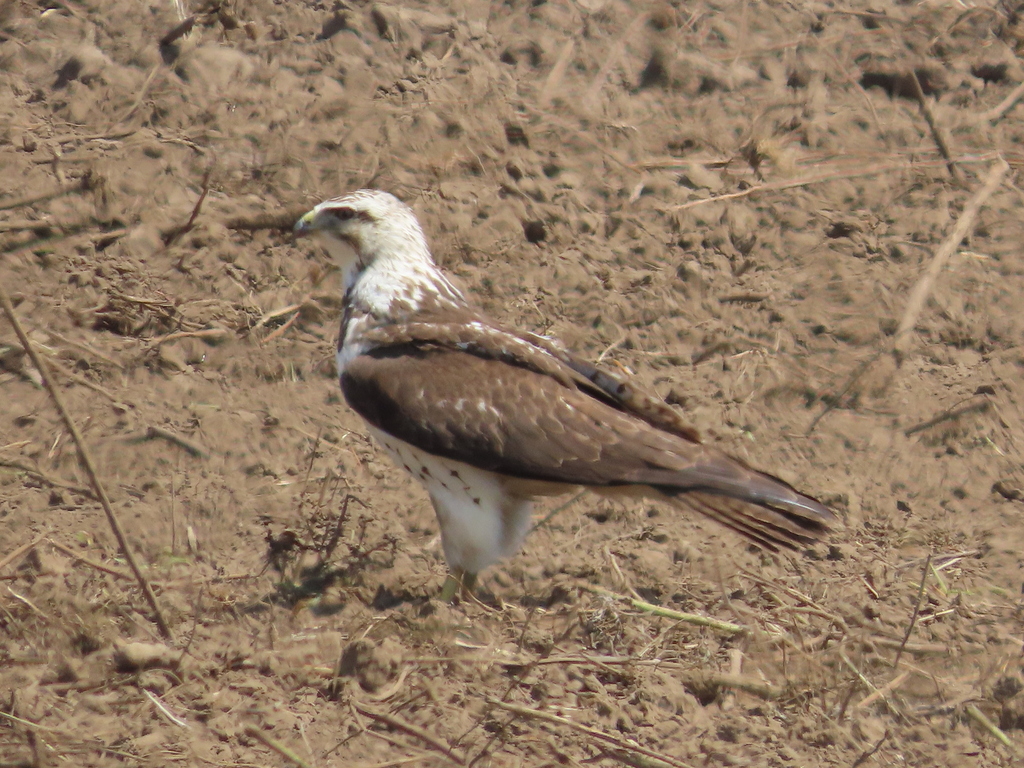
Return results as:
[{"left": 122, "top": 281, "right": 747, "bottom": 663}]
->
[
  {"left": 336, "top": 254, "right": 472, "bottom": 370},
  {"left": 347, "top": 251, "right": 465, "bottom": 320}
]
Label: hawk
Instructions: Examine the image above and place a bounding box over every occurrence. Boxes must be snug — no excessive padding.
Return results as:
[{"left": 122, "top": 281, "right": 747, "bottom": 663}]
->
[{"left": 295, "top": 190, "right": 833, "bottom": 599}]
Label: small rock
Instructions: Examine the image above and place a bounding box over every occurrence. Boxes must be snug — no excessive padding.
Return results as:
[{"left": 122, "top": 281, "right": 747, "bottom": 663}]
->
[
  {"left": 157, "top": 342, "right": 188, "bottom": 372},
  {"left": 113, "top": 642, "right": 178, "bottom": 672},
  {"left": 994, "top": 675, "right": 1024, "bottom": 703},
  {"left": 993, "top": 481, "right": 1022, "bottom": 501},
  {"left": 678, "top": 163, "right": 724, "bottom": 192},
  {"left": 54, "top": 44, "right": 112, "bottom": 88},
  {"left": 178, "top": 45, "right": 256, "bottom": 94},
  {"left": 336, "top": 637, "right": 402, "bottom": 693}
]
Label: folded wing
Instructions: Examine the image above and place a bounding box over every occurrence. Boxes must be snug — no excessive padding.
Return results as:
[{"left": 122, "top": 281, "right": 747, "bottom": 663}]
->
[{"left": 341, "top": 344, "right": 834, "bottom": 551}]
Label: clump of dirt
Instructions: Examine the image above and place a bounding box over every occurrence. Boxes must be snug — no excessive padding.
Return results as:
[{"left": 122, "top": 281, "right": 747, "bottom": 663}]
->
[{"left": 2, "top": 1, "right": 1024, "bottom": 766}]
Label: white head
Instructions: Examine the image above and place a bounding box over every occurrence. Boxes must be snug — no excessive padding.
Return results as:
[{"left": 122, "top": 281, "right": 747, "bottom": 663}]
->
[
  {"left": 295, "top": 189, "right": 465, "bottom": 312},
  {"left": 295, "top": 190, "right": 434, "bottom": 289}
]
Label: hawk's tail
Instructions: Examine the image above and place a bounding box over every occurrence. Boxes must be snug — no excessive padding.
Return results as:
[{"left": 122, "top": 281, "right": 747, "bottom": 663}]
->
[{"left": 652, "top": 469, "right": 835, "bottom": 552}]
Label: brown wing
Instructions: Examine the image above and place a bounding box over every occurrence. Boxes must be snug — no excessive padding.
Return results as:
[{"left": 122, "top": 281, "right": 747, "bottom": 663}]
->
[
  {"left": 359, "top": 319, "right": 701, "bottom": 441},
  {"left": 341, "top": 346, "right": 833, "bottom": 551}
]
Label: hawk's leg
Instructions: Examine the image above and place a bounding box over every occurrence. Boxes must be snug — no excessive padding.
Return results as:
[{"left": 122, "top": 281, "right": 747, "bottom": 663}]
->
[{"left": 439, "top": 568, "right": 477, "bottom": 602}]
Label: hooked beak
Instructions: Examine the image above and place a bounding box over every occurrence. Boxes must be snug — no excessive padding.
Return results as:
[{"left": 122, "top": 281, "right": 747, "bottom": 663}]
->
[{"left": 293, "top": 209, "right": 318, "bottom": 238}]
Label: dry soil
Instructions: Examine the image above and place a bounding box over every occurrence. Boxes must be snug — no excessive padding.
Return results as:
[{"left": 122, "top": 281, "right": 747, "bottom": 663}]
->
[{"left": 3, "top": 1, "right": 1024, "bottom": 766}]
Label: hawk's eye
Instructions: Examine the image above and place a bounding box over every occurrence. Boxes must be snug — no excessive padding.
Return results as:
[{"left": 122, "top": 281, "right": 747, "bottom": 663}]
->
[{"left": 332, "top": 207, "right": 356, "bottom": 222}]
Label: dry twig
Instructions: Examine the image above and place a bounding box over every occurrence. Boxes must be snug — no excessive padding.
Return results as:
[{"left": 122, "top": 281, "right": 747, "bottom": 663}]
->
[
  {"left": 165, "top": 166, "right": 213, "bottom": 249},
  {"left": 144, "top": 689, "right": 189, "bottom": 728},
  {"left": 253, "top": 303, "right": 302, "bottom": 330},
  {"left": 981, "top": 81, "right": 1024, "bottom": 123},
  {"left": 0, "top": 535, "right": 45, "bottom": 574},
  {"left": 486, "top": 698, "right": 697, "bottom": 768},
  {"left": 143, "top": 327, "right": 232, "bottom": 351},
  {"left": 539, "top": 38, "right": 575, "bottom": 107},
  {"left": 40, "top": 350, "right": 120, "bottom": 402},
  {"left": 904, "top": 398, "right": 990, "bottom": 436},
  {"left": 851, "top": 729, "right": 890, "bottom": 768},
  {"left": 0, "top": 220, "right": 99, "bottom": 256},
  {"left": 0, "top": 458, "right": 97, "bottom": 500},
  {"left": 46, "top": 538, "right": 133, "bottom": 579},
  {"left": 866, "top": 636, "right": 948, "bottom": 657},
  {"left": 807, "top": 158, "right": 1008, "bottom": 432},
  {"left": 0, "top": 285, "right": 173, "bottom": 640},
  {"left": 244, "top": 725, "right": 314, "bottom": 768},
  {"left": 893, "top": 157, "right": 1008, "bottom": 357},
  {"left": 107, "top": 65, "right": 160, "bottom": 129},
  {"left": 805, "top": 352, "right": 883, "bottom": 436},
  {"left": 908, "top": 70, "right": 962, "bottom": 183},
  {"left": 225, "top": 208, "right": 307, "bottom": 231},
  {"left": 262, "top": 311, "right": 301, "bottom": 343},
  {"left": 136, "top": 426, "right": 211, "bottom": 459},
  {"left": 0, "top": 180, "right": 89, "bottom": 212},
  {"left": 352, "top": 703, "right": 465, "bottom": 765}
]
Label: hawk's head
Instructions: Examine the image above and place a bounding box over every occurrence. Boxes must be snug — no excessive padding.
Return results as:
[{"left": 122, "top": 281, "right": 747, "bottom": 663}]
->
[{"left": 295, "top": 190, "right": 432, "bottom": 284}]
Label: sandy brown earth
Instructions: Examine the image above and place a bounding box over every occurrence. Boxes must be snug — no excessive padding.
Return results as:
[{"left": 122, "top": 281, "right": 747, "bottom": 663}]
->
[{"left": 2, "top": 0, "right": 1024, "bottom": 765}]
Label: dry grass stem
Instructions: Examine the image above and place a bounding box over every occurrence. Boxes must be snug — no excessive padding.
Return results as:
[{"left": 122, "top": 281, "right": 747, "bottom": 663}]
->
[
  {"left": 668, "top": 157, "right": 993, "bottom": 212},
  {"left": 108, "top": 65, "right": 160, "bottom": 129},
  {"left": 143, "top": 689, "right": 189, "bottom": 728},
  {"left": 40, "top": 351, "right": 120, "bottom": 402},
  {"left": 893, "top": 554, "right": 931, "bottom": 669},
  {"left": 244, "top": 725, "right": 315, "bottom": 768},
  {"left": 0, "top": 220, "right": 99, "bottom": 255},
  {"left": 581, "top": 16, "right": 647, "bottom": 113},
  {"left": 254, "top": 303, "right": 303, "bottom": 330},
  {"left": 965, "top": 705, "right": 1018, "bottom": 754},
  {"left": 144, "top": 328, "right": 232, "bottom": 349},
  {"left": 349, "top": 758, "right": 424, "bottom": 768},
  {"left": 673, "top": 669, "right": 779, "bottom": 700},
  {"left": 7, "top": 585, "right": 48, "bottom": 619},
  {"left": 839, "top": 653, "right": 904, "bottom": 720},
  {"left": 855, "top": 671, "right": 911, "bottom": 710},
  {"left": 584, "top": 584, "right": 746, "bottom": 634},
  {"left": 869, "top": 637, "right": 949, "bottom": 657}
]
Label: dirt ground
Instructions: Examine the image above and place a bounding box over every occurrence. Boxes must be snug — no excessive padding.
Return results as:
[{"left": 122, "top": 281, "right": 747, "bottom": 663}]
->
[{"left": 2, "top": 0, "right": 1024, "bottom": 765}]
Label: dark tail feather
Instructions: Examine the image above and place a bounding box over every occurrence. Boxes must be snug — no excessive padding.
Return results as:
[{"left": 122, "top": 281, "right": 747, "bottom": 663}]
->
[{"left": 655, "top": 476, "right": 834, "bottom": 552}]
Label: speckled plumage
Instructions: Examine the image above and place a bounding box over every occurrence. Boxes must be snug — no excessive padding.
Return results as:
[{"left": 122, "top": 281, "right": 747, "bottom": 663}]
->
[{"left": 295, "top": 190, "right": 834, "bottom": 586}]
